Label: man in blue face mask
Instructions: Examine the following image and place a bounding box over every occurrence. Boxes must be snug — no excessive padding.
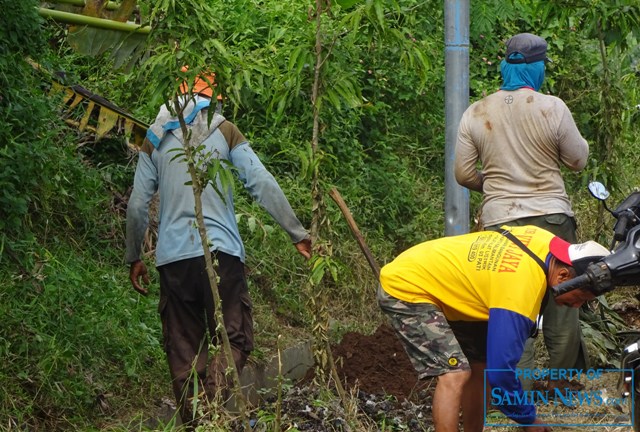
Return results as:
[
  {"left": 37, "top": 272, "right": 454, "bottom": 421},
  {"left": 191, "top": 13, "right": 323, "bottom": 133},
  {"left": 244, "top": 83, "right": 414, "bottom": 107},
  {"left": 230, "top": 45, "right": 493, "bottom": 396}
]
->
[
  {"left": 454, "top": 33, "right": 590, "bottom": 389},
  {"left": 499, "top": 32, "right": 548, "bottom": 91}
]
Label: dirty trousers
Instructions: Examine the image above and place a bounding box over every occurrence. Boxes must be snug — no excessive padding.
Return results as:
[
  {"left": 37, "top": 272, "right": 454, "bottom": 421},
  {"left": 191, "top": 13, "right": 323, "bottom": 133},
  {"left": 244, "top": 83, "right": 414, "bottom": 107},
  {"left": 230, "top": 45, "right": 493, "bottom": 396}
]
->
[{"left": 157, "top": 251, "right": 254, "bottom": 423}]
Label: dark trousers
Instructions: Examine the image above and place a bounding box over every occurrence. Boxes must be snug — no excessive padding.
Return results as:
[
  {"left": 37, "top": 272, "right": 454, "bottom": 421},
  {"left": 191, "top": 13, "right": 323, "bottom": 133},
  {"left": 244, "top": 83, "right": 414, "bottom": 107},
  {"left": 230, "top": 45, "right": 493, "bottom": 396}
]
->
[{"left": 157, "top": 251, "right": 253, "bottom": 424}]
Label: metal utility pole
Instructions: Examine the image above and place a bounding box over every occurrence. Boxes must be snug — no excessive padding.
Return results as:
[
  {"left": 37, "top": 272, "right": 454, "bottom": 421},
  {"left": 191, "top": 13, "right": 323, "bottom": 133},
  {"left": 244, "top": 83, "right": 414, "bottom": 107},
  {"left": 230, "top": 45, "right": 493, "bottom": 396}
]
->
[{"left": 444, "top": 0, "right": 470, "bottom": 236}]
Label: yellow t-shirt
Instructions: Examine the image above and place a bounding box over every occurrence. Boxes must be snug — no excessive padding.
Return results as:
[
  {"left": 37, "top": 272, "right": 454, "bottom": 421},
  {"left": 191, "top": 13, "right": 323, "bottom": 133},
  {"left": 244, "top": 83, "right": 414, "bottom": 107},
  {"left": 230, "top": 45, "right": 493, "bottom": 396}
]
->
[{"left": 380, "top": 225, "right": 554, "bottom": 322}]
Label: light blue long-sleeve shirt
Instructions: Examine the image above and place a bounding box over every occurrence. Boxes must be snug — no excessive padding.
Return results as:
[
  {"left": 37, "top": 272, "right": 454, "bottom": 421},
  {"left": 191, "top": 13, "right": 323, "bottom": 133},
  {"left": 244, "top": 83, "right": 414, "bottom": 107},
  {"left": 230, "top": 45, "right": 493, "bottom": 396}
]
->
[{"left": 125, "top": 101, "right": 309, "bottom": 266}]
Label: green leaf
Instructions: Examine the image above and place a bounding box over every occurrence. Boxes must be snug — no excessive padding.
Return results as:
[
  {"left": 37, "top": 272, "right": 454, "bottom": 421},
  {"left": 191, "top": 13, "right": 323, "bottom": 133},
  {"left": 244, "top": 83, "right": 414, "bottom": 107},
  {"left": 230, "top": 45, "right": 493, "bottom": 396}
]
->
[
  {"left": 310, "top": 262, "right": 326, "bottom": 285},
  {"left": 209, "top": 39, "right": 229, "bottom": 58},
  {"left": 373, "top": 0, "right": 385, "bottom": 28},
  {"left": 336, "top": 0, "right": 363, "bottom": 9}
]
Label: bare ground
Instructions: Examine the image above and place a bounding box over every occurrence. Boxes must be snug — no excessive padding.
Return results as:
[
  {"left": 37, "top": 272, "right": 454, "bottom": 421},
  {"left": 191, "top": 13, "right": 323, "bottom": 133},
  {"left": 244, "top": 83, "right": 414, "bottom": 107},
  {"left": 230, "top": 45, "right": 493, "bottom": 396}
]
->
[{"left": 142, "top": 301, "right": 640, "bottom": 431}]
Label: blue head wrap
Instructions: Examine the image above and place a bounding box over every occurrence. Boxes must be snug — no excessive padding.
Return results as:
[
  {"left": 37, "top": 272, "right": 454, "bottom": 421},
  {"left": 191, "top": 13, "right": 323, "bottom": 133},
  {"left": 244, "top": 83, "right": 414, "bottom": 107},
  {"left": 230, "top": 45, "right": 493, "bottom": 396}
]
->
[{"left": 500, "top": 53, "right": 545, "bottom": 91}]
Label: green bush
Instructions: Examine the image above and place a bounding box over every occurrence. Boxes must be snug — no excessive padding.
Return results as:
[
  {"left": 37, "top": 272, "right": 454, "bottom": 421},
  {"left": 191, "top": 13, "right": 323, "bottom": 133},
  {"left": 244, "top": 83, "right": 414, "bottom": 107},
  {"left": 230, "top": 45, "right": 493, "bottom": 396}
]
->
[{"left": 0, "top": 245, "right": 166, "bottom": 430}]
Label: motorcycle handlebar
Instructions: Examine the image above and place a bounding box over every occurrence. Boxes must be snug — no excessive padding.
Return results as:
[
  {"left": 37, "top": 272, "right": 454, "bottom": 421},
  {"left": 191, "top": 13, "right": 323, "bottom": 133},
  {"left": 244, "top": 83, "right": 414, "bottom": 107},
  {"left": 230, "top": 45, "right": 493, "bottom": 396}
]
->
[
  {"left": 552, "top": 273, "right": 593, "bottom": 297},
  {"left": 552, "top": 261, "right": 615, "bottom": 297},
  {"left": 613, "top": 210, "right": 633, "bottom": 242}
]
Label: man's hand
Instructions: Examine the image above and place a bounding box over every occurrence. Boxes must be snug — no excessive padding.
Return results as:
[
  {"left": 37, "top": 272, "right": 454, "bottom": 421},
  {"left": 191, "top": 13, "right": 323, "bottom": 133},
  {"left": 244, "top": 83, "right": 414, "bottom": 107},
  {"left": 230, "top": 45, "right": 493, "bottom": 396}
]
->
[
  {"left": 522, "top": 418, "right": 552, "bottom": 431},
  {"left": 295, "top": 237, "right": 312, "bottom": 260},
  {"left": 129, "top": 260, "right": 150, "bottom": 296}
]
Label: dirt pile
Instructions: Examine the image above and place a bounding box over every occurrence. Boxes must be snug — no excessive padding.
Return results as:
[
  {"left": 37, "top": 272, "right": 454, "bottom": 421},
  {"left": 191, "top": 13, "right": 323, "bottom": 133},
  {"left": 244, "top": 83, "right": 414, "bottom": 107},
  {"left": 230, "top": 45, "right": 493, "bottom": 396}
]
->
[
  {"left": 332, "top": 323, "right": 432, "bottom": 401},
  {"left": 260, "top": 323, "right": 435, "bottom": 431}
]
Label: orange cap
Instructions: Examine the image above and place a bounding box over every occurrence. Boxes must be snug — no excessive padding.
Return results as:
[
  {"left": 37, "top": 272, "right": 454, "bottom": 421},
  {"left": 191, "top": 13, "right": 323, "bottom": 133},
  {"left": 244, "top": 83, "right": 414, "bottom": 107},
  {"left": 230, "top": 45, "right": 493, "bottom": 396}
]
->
[{"left": 179, "top": 66, "right": 222, "bottom": 100}]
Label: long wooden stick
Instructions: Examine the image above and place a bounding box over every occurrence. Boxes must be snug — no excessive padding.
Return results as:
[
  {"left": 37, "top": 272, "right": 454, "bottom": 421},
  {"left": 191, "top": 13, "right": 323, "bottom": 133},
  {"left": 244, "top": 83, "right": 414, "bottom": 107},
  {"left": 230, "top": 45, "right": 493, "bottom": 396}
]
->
[{"left": 328, "top": 187, "right": 381, "bottom": 280}]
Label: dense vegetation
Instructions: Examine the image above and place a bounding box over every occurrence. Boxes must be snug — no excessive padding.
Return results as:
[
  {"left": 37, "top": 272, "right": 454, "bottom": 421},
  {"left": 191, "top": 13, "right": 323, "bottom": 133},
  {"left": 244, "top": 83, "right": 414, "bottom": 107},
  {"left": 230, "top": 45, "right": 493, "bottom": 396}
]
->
[{"left": 1, "top": 0, "right": 639, "bottom": 430}]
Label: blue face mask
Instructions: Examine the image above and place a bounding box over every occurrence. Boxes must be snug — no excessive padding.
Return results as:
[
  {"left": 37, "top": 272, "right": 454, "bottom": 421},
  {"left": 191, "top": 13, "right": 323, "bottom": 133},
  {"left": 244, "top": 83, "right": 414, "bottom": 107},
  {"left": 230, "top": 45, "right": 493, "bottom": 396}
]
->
[{"left": 500, "top": 54, "right": 545, "bottom": 91}]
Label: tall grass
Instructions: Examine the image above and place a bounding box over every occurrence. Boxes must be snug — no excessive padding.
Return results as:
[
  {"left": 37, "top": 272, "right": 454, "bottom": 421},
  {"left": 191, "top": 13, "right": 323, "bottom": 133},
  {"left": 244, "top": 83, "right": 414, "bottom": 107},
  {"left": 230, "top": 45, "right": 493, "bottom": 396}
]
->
[{"left": 0, "top": 240, "right": 167, "bottom": 431}]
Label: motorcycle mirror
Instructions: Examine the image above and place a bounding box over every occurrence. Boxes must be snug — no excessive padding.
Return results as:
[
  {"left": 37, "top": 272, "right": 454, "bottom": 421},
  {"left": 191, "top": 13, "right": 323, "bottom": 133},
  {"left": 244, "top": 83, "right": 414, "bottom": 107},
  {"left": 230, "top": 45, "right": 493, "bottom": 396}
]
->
[{"left": 588, "top": 181, "right": 610, "bottom": 201}]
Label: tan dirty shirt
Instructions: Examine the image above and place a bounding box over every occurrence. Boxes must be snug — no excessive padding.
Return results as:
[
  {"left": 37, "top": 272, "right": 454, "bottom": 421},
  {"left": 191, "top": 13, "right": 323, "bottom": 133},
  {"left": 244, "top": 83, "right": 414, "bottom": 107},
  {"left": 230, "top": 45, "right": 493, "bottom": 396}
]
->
[{"left": 455, "top": 88, "right": 588, "bottom": 227}]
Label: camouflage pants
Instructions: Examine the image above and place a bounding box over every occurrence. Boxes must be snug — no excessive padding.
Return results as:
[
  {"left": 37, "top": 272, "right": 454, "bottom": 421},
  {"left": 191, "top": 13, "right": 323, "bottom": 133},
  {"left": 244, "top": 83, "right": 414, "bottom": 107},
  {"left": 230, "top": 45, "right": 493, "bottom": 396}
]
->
[{"left": 377, "top": 285, "right": 475, "bottom": 378}]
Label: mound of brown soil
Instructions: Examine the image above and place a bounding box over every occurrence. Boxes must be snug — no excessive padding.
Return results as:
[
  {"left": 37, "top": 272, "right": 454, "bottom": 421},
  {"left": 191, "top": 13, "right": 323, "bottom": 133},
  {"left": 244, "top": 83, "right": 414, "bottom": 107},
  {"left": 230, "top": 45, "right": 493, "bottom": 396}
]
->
[{"left": 332, "top": 323, "right": 432, "bottom": 401}]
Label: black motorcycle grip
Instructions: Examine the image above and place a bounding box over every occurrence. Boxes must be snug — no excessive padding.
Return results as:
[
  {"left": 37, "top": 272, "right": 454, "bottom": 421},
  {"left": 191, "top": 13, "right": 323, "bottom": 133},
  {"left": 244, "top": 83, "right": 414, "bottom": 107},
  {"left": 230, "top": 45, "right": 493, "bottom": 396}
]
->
[
  {"left": 551, "top": 273, "right": 592, "bottom": 296},
  {"left": 613, "top": 212, "right": 630, "bottom": 241}
]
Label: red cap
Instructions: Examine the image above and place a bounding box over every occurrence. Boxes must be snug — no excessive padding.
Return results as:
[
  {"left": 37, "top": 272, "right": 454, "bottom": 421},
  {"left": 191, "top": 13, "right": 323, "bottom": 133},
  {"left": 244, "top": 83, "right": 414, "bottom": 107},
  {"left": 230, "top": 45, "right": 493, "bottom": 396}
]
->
[{"left": 549, "top": 236, "right": 610, "bottom": 274}]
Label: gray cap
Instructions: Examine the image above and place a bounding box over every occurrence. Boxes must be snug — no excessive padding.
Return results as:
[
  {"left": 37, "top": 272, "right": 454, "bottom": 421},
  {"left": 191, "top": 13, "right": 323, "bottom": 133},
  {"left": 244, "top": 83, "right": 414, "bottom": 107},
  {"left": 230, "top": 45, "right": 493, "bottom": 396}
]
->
[{"left": 505, "top": 33, "right": 550, "bottom": 64}]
